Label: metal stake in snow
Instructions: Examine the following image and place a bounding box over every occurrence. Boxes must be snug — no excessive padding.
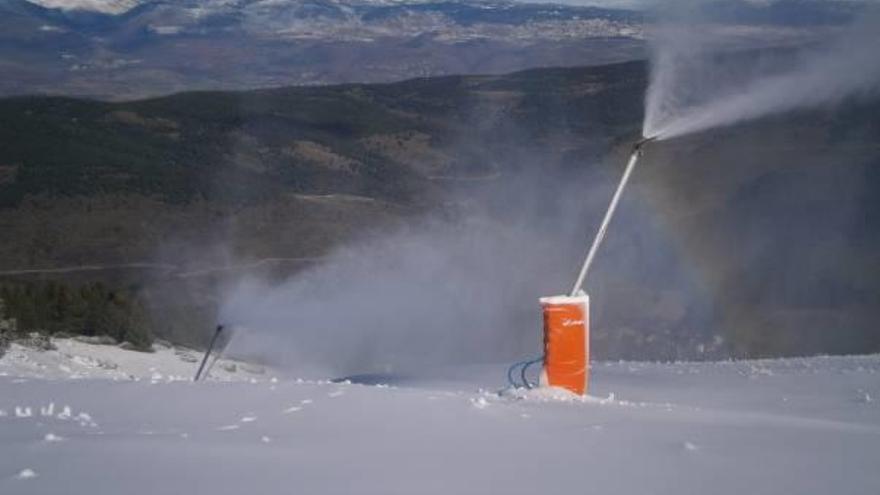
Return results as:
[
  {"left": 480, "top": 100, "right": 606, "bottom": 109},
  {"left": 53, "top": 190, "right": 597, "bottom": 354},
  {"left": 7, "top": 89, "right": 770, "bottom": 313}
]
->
[
  {"left": 195, "top": 324, "right": 224, "bottom": 382},
  {"left": 569, "top": 137, "right": 655, "bottom": 296}
]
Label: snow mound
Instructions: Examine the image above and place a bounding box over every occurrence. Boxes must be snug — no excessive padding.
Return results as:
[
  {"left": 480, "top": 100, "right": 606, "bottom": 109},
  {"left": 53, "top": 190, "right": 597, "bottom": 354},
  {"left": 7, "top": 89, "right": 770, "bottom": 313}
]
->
[{"left": 15, "top": 468, "right": 37, "bottom": 480}]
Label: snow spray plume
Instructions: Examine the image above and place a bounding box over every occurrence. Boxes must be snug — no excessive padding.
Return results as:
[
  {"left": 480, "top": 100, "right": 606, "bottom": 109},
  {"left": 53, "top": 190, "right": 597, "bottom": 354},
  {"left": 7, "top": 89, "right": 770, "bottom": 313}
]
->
[
  {"left": 216, "top": 169, "right": 597, "bottom": 378},
  {"left": 644, "top": 8, "right": 880, "bottom": 140}
]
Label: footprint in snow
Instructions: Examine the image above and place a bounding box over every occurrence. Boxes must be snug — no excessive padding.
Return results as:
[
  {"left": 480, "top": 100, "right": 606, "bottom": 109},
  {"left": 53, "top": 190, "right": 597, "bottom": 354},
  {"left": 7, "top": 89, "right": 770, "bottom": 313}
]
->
[
  {"left": 75, "top": 412, "right": 96, "bottom": 427},
  {"left": 57, "top": 406, "right": 72, "bottom": 420}
]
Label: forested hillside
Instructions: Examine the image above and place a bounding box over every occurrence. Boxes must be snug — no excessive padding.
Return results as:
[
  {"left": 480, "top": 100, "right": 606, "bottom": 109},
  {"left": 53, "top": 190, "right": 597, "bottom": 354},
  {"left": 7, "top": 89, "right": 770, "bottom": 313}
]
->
[{"left": 0, "top": 59, "right": 878, "bottom": 358}]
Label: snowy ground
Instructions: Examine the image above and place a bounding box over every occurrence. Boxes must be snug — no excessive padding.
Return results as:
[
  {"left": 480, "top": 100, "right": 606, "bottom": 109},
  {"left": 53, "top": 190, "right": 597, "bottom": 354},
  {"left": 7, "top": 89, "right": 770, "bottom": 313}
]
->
[
  {"left": 0, "top": 338, "right": 270, "bottom": 382},
  {"left": 1, "top": 343, "right": 879, "bottom": 494}
]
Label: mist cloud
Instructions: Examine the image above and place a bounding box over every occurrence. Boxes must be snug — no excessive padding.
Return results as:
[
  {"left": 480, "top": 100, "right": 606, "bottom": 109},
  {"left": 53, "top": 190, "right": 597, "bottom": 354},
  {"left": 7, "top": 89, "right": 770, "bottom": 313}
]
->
[{"left": 217, "top": 198, "right": 586, "bottom": 378}]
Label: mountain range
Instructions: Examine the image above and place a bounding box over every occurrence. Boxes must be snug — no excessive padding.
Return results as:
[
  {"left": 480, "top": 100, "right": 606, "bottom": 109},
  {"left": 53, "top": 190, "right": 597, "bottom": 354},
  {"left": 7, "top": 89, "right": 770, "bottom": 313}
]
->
[{"left": 0, "top": 0, "right": 863, "bottom": 99}]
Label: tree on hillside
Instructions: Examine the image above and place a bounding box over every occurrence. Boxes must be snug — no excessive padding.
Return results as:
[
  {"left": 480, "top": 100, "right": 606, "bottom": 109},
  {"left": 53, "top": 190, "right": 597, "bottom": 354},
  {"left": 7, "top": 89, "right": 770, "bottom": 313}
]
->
[{"left": 0, "top": 281, "right": 154, "bottom": 350}]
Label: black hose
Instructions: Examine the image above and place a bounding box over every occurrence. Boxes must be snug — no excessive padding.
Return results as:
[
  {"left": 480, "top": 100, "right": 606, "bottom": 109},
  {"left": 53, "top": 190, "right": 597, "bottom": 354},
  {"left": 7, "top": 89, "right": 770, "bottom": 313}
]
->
[
  {"left": 521, "top": 358, "right": 542, "bottom": 389},
  {"left": 507, "top": 356, "right": 543, "bottom": 389}
]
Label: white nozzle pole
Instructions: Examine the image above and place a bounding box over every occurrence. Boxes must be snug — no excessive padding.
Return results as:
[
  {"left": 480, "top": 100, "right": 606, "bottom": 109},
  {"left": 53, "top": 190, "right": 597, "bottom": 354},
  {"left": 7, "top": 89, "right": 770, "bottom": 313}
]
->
[{"left": 570, "top": 149, "right": 641, "bottom": 296}]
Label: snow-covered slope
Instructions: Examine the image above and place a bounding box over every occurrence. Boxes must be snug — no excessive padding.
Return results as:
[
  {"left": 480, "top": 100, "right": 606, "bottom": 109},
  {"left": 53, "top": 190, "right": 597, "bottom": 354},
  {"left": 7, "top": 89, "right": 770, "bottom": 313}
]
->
[
  {"left": 1, "top": 352, "right": 878, "bottom": 494},
  {"left": 0, "top": 338, "right": 273, "bottom": 382},
  {"left": 9, "top": 0, "right": 852, "bottom": 98}
]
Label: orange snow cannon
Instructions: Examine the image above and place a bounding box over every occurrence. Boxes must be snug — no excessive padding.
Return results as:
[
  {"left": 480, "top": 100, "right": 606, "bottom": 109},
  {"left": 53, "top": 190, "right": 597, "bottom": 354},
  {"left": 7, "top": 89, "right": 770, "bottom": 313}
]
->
[
  {"left": 539, "top": 295, "right": 589, "bottom": 395},
  {"left": 510, "top": 139, "right": 649, "bottom": 395}
]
